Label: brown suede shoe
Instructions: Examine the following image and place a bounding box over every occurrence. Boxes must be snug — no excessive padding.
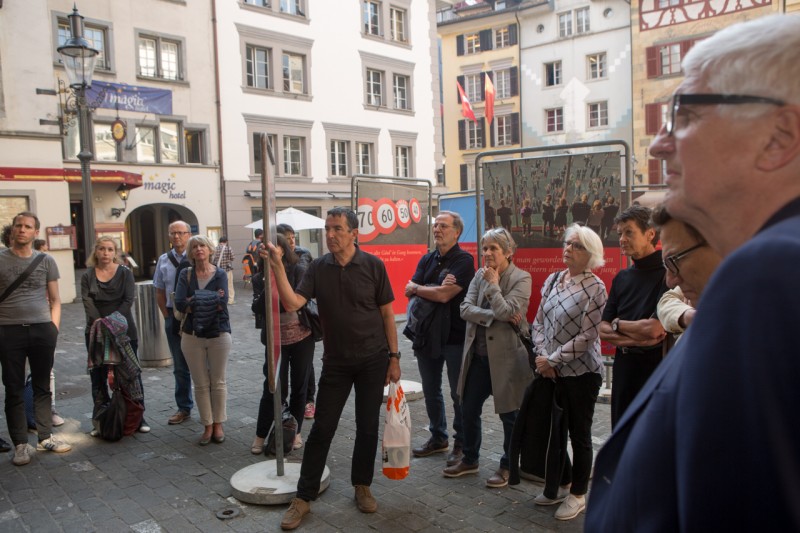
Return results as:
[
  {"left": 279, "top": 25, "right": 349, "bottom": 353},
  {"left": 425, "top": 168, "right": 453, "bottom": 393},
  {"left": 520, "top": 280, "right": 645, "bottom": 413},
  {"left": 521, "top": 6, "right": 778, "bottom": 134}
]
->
[
  {"left": 281, "top": 497, "right": 310, "bottom": 530},
  {"left": 446, "top": 443, "right": 463, "bottom": 466},
  {"left": 354, "top": 485, "right": 377, "bottom": 513},
  {"left": 412, "top": 438, "right": 449, "bottom": 457},
  {"left": 486, "top": 467, "right": 509, "bottom": 488},
  {"left": 442, "top": 461, "right": 479, "bottom": 478},
  {"left": 168, "top": 410, "right": 190, "bottom": 425}
]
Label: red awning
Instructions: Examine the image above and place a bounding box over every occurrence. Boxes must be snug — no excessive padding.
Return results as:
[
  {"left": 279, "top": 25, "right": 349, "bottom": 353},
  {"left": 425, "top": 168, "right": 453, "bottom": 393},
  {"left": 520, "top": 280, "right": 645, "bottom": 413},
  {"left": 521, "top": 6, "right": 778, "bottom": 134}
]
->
[{"left": 0, "top": 167, "right": 142, "bottom": 188}]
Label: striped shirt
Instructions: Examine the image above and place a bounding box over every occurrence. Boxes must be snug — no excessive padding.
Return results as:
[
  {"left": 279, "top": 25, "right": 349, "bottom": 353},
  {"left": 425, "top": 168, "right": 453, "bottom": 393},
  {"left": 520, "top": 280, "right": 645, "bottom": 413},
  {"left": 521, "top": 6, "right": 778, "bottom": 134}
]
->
[{"left": 532, "top": 270, "right": 607, "bottom": 377}]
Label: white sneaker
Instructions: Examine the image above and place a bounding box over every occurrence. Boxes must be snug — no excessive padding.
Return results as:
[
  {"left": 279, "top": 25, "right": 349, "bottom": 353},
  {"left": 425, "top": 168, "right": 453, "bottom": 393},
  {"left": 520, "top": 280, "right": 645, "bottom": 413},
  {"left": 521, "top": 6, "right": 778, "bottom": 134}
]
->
[
  {"left": 533, "top": 485, "right": 570, "bottom": 506},
  {"left": 52, "top": 411, "right": 65, "bottom": 427},
  {"left": 555, "top": 493, "right": 586, "bottom": 520},
  {"left": 37, "top": 436, "right": 71, "bottom": 453},
  {"left": 12, "top": 444, "right": 34, "bottom": 466}
]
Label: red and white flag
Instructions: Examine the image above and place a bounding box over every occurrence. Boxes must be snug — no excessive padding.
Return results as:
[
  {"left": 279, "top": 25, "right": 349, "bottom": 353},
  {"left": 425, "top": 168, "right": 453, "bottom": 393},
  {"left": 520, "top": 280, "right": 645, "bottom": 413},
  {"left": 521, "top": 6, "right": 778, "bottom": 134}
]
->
[
  {"left": 484, "top": 74, "right": 495, "bottom": 126},
  {"left": 457, "top": 81, "right": 477, "bottom": 123}
]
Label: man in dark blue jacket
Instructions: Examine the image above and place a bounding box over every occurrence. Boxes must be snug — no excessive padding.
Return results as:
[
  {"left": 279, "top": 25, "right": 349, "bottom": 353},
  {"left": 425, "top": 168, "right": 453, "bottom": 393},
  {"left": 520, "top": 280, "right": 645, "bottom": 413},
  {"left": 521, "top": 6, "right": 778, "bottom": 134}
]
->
[{"left": 587, "top": 15, "right": 800, "bottom": 531}]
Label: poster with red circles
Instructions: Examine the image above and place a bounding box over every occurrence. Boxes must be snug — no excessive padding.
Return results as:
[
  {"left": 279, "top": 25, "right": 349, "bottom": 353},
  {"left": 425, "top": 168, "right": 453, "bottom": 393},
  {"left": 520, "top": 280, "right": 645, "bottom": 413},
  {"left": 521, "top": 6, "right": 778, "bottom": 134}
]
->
[{"left": 357, "top": 198, "right": 378, "bottom": 243}]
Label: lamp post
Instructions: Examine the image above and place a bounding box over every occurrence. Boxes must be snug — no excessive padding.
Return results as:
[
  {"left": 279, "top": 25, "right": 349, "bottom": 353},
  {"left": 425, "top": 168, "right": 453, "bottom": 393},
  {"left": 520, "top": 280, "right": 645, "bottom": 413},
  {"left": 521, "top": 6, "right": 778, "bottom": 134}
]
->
[{"left": 57, "top": 5, "right": 99, "bottom": 263}]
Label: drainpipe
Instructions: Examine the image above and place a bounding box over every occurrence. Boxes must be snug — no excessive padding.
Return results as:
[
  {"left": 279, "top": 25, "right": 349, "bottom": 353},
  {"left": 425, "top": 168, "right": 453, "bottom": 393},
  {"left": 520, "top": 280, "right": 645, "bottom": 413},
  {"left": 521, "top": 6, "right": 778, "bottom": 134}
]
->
[
  {"left": 515, "top": 9, "right": 523, "bottom": 154},
  {"left": 211, "top": 0, "right": 227, "bottom": 236}
]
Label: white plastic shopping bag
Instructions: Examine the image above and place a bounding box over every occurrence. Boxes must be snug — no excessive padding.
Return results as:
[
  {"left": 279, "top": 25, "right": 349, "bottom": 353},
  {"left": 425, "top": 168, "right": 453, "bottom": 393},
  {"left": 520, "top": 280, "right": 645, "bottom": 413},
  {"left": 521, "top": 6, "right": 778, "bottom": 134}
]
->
[{"left": 382, "top": 381, "right": 411, "bottom": 480}]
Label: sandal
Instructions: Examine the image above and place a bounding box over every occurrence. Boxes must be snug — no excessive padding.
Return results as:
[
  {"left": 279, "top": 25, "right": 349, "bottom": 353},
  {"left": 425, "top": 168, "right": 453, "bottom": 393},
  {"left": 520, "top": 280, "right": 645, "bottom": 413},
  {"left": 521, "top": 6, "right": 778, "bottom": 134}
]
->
[{"left": 251, "top": 436, "right": 265, "bottom": 455}]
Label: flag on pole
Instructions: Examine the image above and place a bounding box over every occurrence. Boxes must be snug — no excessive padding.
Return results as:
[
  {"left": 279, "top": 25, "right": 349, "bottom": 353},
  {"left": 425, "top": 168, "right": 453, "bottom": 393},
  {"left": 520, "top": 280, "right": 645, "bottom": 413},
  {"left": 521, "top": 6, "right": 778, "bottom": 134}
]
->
[
  {"left": 484, "top": 74, "right": 495, "bottom": 126},
  {"left": 457, "top": 81, "right": 477, "bottom": 123}
]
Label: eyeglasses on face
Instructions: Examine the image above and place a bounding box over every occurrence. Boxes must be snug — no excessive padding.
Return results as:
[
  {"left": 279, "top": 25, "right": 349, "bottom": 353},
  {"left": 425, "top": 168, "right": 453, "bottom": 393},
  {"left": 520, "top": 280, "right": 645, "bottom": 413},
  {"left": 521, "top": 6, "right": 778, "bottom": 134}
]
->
[
  {"left": 666, "top": 93, "right": 785, "bottom": 135},
  {"left": 169, "top": 231, "right": 190, "bottom": 237},
  {"left": 563, "top": 240, "right": 586, "bottom": 251},
  {"left": 663, "top": 242, "right": 706, "bottom": 276}
]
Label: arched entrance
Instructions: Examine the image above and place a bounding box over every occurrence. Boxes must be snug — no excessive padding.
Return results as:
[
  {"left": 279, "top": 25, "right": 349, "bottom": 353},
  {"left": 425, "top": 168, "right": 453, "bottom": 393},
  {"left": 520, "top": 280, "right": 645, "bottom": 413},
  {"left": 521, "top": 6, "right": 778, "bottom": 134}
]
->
[{"left": 124, "top": 203, "right": 198, "bottom": 279}]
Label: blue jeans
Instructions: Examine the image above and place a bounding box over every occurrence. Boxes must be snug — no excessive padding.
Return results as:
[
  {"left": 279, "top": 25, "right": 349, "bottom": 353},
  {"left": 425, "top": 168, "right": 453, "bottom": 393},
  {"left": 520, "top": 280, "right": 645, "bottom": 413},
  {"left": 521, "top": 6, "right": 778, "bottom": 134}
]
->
[
  {"left": 165, "top": 313, "right": 193, "bottom": 413},
  {"left": 297, "top": 351, "right": 388, "bottom": 501},
  {"left": 461, "top": 354, "right": 517, "bottom": 469},
  {"left": 416, "top": 343, "right": 463, "bottom": 445}
]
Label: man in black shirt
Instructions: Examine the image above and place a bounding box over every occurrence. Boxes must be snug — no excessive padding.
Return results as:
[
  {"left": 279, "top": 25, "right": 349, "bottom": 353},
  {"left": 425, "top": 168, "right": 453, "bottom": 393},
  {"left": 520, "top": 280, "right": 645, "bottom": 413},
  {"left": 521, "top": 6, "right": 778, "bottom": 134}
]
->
[
  {"left": 599, "top": 205, "right": 667, "bottom": 427},
  {"left": 268, "top": 208, "right": 401, "bottom": 530},
  {"left": 405, "top": 211, "right": 475, "bottom": 467}
]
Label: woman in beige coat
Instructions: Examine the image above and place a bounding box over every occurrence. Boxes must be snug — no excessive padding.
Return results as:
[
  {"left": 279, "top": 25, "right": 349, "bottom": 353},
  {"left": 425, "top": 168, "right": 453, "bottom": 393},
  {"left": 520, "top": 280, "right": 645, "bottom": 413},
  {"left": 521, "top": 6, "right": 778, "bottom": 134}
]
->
[{"left": 443, "top": 228, "right": 533, "bottom": 488}]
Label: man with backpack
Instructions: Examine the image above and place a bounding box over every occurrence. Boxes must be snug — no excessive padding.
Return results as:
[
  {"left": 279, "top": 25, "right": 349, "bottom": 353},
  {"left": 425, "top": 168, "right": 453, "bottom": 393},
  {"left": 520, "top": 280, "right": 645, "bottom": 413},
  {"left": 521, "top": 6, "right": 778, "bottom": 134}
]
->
[{"left": 153, "top": 220, "right": 193, "bottom": 425}]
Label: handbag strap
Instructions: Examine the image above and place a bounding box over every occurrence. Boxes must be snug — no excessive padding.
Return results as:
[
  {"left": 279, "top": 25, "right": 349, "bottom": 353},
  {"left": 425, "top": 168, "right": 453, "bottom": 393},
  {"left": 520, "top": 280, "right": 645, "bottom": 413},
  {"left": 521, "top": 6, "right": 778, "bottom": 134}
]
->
[{"left": 0, "top": 253, "right": 46, "bottom": 305}]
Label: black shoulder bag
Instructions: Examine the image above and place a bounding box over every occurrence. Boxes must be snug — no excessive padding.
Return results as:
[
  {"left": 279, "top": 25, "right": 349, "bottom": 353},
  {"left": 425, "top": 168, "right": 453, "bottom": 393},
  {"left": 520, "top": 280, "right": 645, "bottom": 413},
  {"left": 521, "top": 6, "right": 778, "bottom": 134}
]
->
[{"left": 0, "top": 253, "right": 47, "bottom": 304}]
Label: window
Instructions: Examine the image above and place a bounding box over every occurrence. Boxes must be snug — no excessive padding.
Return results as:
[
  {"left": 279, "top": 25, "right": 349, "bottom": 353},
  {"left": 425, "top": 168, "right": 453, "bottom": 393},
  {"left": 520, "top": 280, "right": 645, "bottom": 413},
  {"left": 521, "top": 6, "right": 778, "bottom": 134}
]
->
[
  {"left": 93, "top": 122, "right": 118, "bottom": 162},
  {"left": 465, "top": 73, "right": 481, "bottom": 102},
  {"left": 134, "top": 125, "right": 157, "bottom": 163},
  {"left": 245, "top": 0, "right": 270, "bottom": 5},
  {"left": 465, "top": 32, "right": 481, "bottom": 54},
  {"left": 645, "top": 102, "right": 670, "bottom": 135},
  {"left": 58, "top": 21, "right": 110, "bottom": 70},
  {"left": 496, "top": 116, "right": 512, "bottom": 146},
  {"left": 495, "top": 69, "right": 511, "bottom": 99},
  {"left": 576, "top": 7, "right": 590, "bottom": 34},
  {"left": 253, "top": 133, "right": 278, "bottom": 175},
  {"left": 546, "top": 108, "right": 564, "bottom": 133},
  {"left": 331, "top": 140, "right": 348, "bottom": 177},
  {"left": 495, "top": 27, "right": 510, "bottom": 48},
  {"left": 366, "top": 69, "right": 383, "bottom": 106},
  {"left": 393, "top": 74, "right": 409, "bottom": 110},
  {"left": 588, "top": 102, "right": 608, "bottom": 128},
  {"left": 185, "top": 129, "right": 206, "bottom": 164},
  {"left": 280, "top": 0, "right": 304, "bottom": 16},
  {"left": 160, "top": 121, "right": 180, "bottom": 163},
  {"left": 587, "top": 52, "right": 606, "bottom": 80},
  {"left": 658, "top": 0, "right": 681, "bottom": 7},
  {"left": 390, "top": 7, "right": 407, "bottom": 42},
  {"left": 246, "top": 45, "right": 270, "bottom": 89},
  {"left": 394, "top": 146, "right": 411, "bottom": 177},
  {"left": 282, "top": 53, "right": 305, "bottom": 94},
  {"left": 646, "top": 40, "right": 695, "bottom": 78},
  {"left": 356, "top": 142, "right": 373, "bottom": 174},
  {"left": 363, "top": 1, "right": 381, "bottom": 36},
  {"left": 283, "top": 136, "right": 303, "bottom": 175},
  {"left": 138, "top": 33, "right": 182, "bottom": 81},
  {"left": 559, "top": 12, "right": 572, "bottom": 37},
  {"left": 466, "top": 120, "right": 482, "bottom": 149},
  {"left": 545, "top": 61, "right": 562, "bottom": 87}
]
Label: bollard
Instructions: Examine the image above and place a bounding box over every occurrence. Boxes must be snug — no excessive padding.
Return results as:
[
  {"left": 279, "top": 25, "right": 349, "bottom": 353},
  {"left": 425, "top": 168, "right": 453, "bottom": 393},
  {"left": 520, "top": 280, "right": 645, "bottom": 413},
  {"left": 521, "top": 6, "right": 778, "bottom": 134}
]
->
[{"left": 133, "top": 281, "right": 171, "bottom": 367}]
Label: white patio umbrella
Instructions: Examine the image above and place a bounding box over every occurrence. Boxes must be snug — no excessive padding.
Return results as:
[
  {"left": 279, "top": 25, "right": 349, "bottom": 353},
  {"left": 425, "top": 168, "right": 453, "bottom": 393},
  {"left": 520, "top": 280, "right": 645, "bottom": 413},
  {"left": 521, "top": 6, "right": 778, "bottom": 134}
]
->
[{"left": 245, "top": 207, "right": 326, "bottom": 231}]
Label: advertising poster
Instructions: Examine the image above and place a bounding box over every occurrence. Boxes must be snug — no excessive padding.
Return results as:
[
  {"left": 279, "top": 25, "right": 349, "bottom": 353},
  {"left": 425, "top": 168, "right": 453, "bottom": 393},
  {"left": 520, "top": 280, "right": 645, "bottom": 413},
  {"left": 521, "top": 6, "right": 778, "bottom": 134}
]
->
[{"left": 354, "top": 179, "right": 431, "bottom": 316}]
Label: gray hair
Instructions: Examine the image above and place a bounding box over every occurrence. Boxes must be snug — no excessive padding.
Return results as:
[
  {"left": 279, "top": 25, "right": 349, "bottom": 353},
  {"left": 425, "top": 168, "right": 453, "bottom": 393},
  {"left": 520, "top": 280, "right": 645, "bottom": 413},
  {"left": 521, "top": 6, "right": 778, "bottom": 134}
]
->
[
  {"left": 437, "top": 210, "right": 464, "bottom": 236},
  {"left": 481, "top": 227, "right": 516, "bottom": 257},
  {"left": 187, "top": 235, "right": 215, "bottom": 265},
  {"left": 563, "top": 224, "right": 605, "bottom": 270},
  {"left": 683, "top": 16, "right": 800, "bottom": 121}
]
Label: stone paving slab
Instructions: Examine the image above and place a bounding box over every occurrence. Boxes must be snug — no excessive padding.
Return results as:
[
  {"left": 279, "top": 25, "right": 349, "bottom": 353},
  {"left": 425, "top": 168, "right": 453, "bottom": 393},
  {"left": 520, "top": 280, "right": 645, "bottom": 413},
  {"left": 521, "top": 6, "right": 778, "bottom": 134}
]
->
[{"left": 0, "top": 282, "right": 610, "bottom": 532}]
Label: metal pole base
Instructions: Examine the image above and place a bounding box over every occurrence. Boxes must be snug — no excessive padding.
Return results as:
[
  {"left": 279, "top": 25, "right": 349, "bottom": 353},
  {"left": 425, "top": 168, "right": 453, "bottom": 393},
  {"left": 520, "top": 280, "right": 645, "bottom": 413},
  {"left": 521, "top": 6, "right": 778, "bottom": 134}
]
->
[{"left": 230, "top": 460, "right": 330, "bottom": 506}]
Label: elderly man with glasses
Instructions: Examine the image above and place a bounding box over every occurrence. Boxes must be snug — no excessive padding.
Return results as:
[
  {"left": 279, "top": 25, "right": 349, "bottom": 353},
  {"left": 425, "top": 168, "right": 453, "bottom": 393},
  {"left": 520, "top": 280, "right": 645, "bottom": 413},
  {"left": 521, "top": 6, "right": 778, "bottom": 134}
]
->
[{"left": 587, "top": 15, "right": 800, "bottom": 531}]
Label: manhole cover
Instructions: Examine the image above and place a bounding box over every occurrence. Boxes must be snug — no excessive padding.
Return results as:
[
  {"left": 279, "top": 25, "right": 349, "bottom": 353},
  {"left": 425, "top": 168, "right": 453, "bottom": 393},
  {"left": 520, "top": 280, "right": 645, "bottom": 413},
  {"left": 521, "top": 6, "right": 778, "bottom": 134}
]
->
[{"left": 55, "top": 384, "right": 89, "bottom": 401}]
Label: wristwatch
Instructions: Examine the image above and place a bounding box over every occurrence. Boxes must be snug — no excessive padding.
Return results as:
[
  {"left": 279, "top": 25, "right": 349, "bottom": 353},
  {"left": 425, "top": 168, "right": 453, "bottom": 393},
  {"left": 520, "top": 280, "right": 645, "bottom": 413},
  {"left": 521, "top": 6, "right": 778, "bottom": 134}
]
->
[
  {"left": 389, "top": 351, "right": 401, "bottom": 360},
  {"left": 611, "top": 318, "right": 620, "bottom": 332}
]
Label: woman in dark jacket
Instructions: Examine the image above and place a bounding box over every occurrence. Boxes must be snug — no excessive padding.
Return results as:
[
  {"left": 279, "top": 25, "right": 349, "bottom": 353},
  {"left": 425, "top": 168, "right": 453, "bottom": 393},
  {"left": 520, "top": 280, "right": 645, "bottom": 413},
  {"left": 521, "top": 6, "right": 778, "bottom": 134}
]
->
[
  {"left": 250, "top": 234, "right": 315, "bottom": 454},
  {"left": 82, "top": 236, "right": 148, "bottom": 434},
  {"left": 175, "top": 235, "right": 231, "bottom": 445}
]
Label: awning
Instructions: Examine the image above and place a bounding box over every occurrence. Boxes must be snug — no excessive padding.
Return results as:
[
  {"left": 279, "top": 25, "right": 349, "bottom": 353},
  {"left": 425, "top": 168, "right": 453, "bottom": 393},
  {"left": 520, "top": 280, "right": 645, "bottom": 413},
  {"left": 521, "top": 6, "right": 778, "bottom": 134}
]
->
[{"left": 0, "top": 167, "right": 143, "bottom": 188}]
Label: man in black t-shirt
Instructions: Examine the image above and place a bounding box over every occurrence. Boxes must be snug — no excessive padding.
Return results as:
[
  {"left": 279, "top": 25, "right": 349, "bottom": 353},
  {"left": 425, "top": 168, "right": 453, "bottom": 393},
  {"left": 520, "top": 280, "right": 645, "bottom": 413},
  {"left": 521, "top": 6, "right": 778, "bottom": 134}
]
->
[
  {"left": 599, "top": 205, "right": 667, "bottom": 428},
  {"left": 405, "top": 211, "right": 475, "bottom": 467}
]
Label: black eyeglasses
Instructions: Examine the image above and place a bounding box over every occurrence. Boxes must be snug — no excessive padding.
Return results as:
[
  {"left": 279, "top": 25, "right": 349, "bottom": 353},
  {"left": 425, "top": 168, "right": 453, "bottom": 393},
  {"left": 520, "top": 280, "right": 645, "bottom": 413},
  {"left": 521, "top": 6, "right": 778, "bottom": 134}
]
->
[
  {"left": 666, "top": 93, "right": 785, "bottom": 135},
  {"left": 563, "top": 240, "right": 586, "bottom": 251},
  {"left": 169, "top": 231, "right": 189, "bottom": 237},
  {"left": 663, "top": 242, "right": 706, "bottom": 276}
]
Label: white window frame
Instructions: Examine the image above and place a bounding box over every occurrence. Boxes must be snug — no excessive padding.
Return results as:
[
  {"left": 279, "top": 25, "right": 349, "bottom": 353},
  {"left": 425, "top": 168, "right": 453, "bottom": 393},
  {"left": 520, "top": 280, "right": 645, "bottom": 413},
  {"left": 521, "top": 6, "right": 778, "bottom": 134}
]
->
[
  {"left": 330, "top": 140, "right": 348, "bottom": 177},
  {"left": 246, "top": 45, "right": 271, "bottom": 89},
  {"left": 245, "top": 114, "right": 313, "bottom": 177},
  {"left": 660, "top": 43, "right": 682, "bottom": 75},
  {"left": 136, "top": 31, "right": 184, "bottom": 81},
  {"left": 390, "top": 130, "right": 417, "bottom": 178},
  {"left": 466, "top": 120, "right": 482, "bottom": 149},
  {"left": 496, "top": 115, "right": 512, "bottom": 146},
  {"left": 545, "top": 61, "right": 562, "bottom": 87},
  {"left": 363, "top": 1, "right": 381, "bottom": 36},
  {"left": 465, "top": 73, "right": 481, "bottom": 102},
  {"left": 587, "top": 52, "right": 606, "bottom": 80},
  {"left": 546, "top": 108, "right": 564, "bottom": 133},
  {"left": 366, "top": 69, "right": 384, "bottom": 107},
  {"left": 576, "top": 7, "right": 590, "bottom": 34},
  {"left": 283, "top": 135, "right": 304, "bottom": 176},
  {"left": 282, "top": 52, "right": 305, "bottom": 94},
  {"left": 356, "top": 142, "right": 373, "bottom": 174},
  {"left": 54, "top": 13, "right": 114, "bottom": 72},
  {"left": 393, "top": 74, "right": 410, "bottom": 110},
  {"left": 360, "top": 51, "right": 414, "bottom": 113},
  {"left": 390, "top": 7, "right": 407, "bottom": 42},
  {"left": 237, "top": 25, "right": 313, "bottom": 99},
  {"left": 495, "top": 27, "right": 510, "bottom": 49},
  {"left": 465, "top": 32, "right": 481, "bottom": 54},
  {"left": 558, "top": 12, "right": 573, "bottom": 37},
  {"left": 494, "top": 69, "right": 512, "bottom": 99},
  {"left": 394, "top": 145, "right": 411, "bottom": 177},
  {"left": 588, "top": 101, "right": 609, "bottom": 128},
  {"left": 280, "top": 0, "right": 305, "bottom": 16}
]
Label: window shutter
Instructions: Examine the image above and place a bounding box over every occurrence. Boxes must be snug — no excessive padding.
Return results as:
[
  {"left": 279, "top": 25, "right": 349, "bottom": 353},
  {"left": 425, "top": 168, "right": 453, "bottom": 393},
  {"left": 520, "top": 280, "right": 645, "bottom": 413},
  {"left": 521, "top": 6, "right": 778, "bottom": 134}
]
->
[
  {"left": 460, "top": 164, "right": 468, "bottom": 191},
  {"left": 480, "top": 118, "right": 486, "bottom": 148},
  {"left": 679, "top": 39, "right": 694, "bottom": 63},
  {"left": 489, "top": 116, "right": 495, "bottom": 148},
  {"left": 510, "top": 67, "right": 519, "bottom": 97},
  {"left": 645, "top": 103, "right": 662, "bottom": 135},
  {"left": 480, "top": 72, "right": 486, "bottom": 101},
  {"left": 646, "top": 46, "right": 659, "bottom": 79},
  {"left": 456, "top": 35, "right": 465, "bottom": 56},
  {"left": 648, "top": 158, "right": 662, "bottom": 184},
  {"left": 458, "top": 120, "right": 466, "bottom": 150},
  {"left": 479, "top": 29, "right": 493, "bottom": 51},
  {"left": 510, "top": 113, "right": 520, "bottom": 145},
  {"left": 508, "top": 24, "right": 518, "bottom": 45},
  {"left": 457, "top": 75, "right": 465, "bottom": 103}
]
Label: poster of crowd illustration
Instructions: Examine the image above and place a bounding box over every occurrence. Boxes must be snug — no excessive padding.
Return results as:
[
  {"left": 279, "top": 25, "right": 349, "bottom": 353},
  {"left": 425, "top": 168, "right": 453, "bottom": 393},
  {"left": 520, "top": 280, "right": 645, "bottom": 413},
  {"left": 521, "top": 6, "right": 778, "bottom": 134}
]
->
[{"left": 483, "top": 151, "right": 623, "bottom": 247}]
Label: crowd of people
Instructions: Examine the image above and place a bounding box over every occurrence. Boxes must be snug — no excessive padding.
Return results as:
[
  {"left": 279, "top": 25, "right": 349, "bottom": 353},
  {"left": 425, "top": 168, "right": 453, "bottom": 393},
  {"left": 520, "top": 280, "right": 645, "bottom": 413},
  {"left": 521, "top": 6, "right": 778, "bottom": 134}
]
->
[{"left": 0, "top": 15, "right": 798, "bottom": 530}]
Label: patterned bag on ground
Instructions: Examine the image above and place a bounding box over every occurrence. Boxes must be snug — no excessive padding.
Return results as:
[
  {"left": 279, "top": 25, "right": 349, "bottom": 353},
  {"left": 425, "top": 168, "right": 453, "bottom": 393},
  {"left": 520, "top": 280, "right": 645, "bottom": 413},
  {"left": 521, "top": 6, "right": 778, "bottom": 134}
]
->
[
  {"left": 266, "top": 409, "right": 297, "bottom": 456},
  {"left": 382, "top": 382, "right": 411, "bottom": 480},
  {"left": 122, "top": 390, "right": 144, "bottom": 436}
]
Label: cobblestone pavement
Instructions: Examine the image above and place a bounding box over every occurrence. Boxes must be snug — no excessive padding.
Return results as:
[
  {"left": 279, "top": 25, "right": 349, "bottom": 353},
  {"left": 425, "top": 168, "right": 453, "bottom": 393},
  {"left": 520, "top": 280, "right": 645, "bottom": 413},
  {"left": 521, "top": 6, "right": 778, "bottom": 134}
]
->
[{"left": 0, "top": 285, "right": 610, "bottom": 532}]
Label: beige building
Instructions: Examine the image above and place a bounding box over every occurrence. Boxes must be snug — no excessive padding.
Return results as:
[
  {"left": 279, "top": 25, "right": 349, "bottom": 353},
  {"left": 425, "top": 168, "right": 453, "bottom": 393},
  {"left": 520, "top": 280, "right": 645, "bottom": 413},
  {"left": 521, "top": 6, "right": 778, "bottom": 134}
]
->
[
  {"left": 631, "top": 0, "right": 780, "bottom": 185},
  {"left": 0, "top": 0, "right": 220, "bottom": 300}
]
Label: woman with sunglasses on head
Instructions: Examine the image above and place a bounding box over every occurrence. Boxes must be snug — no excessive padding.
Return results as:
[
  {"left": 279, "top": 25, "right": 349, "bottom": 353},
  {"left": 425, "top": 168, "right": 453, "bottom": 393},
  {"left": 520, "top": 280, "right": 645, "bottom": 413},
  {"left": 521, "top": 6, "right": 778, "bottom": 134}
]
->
[
  {"left": 530, "top": 224, "right": 608, "bottom": 521},
  {"left": 443, "top": 228, "right": 533, "bottom": 490}
]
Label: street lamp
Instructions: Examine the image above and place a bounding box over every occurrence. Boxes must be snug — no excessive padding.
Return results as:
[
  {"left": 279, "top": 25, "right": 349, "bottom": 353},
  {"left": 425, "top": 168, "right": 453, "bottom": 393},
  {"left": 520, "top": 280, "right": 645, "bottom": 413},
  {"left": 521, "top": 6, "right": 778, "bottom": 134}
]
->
[{"left": 57, "top": 5, "right": 99, "bottom": 262}]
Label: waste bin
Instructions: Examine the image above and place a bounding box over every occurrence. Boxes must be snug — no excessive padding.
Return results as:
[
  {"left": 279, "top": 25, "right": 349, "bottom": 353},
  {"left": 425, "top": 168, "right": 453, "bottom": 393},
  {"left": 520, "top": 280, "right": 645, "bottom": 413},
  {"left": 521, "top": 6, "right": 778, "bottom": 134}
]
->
[{"left": 133, "top": 281, "right": 172, "bottom": 367}]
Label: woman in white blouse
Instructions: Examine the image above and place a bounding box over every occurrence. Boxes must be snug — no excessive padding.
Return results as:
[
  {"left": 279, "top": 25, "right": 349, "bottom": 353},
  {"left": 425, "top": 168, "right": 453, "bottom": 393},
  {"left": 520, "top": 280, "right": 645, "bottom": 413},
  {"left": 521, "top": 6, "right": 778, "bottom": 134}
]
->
[{"left": 531, "top": 224, "right": 608, "bottom": 521}]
